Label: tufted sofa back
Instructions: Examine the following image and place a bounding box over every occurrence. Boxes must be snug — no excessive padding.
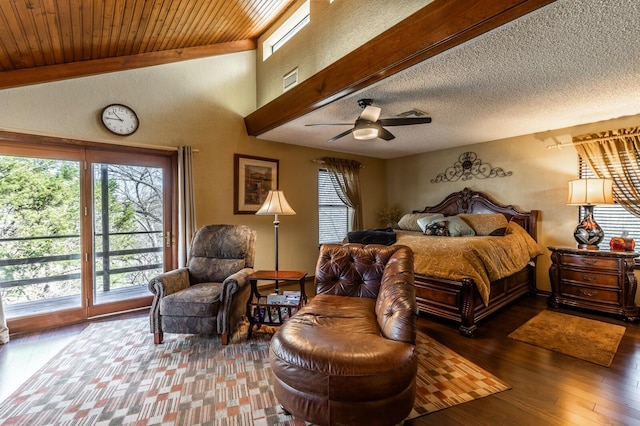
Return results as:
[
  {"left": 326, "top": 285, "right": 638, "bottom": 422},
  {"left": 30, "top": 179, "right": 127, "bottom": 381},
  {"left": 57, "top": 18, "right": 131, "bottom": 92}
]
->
[{"left": 315, "top": 243, "right": 416, "bottom": 343}]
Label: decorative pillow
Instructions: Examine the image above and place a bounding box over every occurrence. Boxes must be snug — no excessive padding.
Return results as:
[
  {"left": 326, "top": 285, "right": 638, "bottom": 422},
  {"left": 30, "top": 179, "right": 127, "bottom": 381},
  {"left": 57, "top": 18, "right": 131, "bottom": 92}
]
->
[
  {"left": 416, "top": 214, "right": 445, "bottom": 232},
  {"left": 397, "top": 213, "right": 444, "bottom": 232},
  {"left": 458, "top": 213, "right": 509, "bottom": 236},
  {"left": 424, "top": 220, "right": 450, "bottom": 236},
  {"left": 429, "top": 215, "right": 476, "bottom": 237}
]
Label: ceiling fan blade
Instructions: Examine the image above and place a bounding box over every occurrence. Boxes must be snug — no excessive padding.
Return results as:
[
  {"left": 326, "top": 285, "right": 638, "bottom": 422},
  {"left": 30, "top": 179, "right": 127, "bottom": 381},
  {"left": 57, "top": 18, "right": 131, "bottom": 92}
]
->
[
  {"left": 360, "top": 105, "right": 381, "bottom": 122},
  {"left": 305, "top": 123, "right": 353, "bottom": 126},
  {"left": 328, "top": 128, "right": 354, "bottom": 142},
  {"left": 378, "top": 117, "right": 432, "bottom": 126},
  {"left": 378, "top": 127, "right": 395, "bottom": 141}
]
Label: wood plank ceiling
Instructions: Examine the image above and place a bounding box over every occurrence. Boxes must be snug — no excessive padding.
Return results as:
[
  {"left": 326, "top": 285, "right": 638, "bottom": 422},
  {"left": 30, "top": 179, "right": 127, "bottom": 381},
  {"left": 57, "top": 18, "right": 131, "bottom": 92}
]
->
[{"left": 0, "top": 0, "right": 295, "bottom": 89}]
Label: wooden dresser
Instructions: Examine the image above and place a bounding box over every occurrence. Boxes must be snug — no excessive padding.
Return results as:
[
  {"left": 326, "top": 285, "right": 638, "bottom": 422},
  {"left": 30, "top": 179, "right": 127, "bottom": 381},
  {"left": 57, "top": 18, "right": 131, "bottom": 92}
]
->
[{"left": 548, "top": 246, "right": 639, "bottom": 322}]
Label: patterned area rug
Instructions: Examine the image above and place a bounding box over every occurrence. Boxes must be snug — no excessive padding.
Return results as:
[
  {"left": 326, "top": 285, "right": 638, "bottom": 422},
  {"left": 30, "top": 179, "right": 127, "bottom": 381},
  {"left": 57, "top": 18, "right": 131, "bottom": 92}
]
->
[
  {"left": 508, "top": 310, "right": 626, "bottom": 367},
  {"left": 0, "top": 318, "right": 509, "bottom": 425}
]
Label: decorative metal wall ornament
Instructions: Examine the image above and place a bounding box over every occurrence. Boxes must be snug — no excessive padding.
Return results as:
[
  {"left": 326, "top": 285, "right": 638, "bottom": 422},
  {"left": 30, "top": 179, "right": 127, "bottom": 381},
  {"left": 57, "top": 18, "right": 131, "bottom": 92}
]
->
[{"left": 431, "top": 152, "right": 513, "bottom": 183}]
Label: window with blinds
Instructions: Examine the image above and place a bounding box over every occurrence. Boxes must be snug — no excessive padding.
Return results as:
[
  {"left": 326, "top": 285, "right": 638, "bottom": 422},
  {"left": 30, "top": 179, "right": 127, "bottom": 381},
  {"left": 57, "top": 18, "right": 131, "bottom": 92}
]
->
[
  {"left": 318, "top": 170, "right": 350, "bottom": 244},
  {"left": 579, "top": 158, "right": 640, "bottom": 247}
]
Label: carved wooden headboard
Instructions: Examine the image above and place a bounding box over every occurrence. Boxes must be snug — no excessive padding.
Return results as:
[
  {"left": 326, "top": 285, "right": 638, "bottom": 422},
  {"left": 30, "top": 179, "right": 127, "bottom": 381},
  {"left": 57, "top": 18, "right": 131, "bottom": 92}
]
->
[{"left": 412, "top": 187, "right": 539, "bottom": 241}]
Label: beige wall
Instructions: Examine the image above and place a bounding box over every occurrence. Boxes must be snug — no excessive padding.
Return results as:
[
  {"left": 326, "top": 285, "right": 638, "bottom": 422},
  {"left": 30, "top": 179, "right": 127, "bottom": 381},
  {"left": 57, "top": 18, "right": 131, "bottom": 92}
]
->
[
  {"left": 256, "top": 0, "right": 432, "bottom": 106},
  {"left": 3, "top": 46, "right": 640, "bottom": 304},
  {"left": 0, "top": 52, "right": 386, "bottom": 277},
  {"left": 387, "top": 113, "right": 640, "bottom": 304}
]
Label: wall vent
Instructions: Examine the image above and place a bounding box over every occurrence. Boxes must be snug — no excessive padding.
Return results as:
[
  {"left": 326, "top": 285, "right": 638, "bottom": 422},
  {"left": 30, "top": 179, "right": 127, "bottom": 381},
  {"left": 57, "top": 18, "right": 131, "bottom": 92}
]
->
[{"left": 283, "top": 68, "right": 299, "bottom": 92}]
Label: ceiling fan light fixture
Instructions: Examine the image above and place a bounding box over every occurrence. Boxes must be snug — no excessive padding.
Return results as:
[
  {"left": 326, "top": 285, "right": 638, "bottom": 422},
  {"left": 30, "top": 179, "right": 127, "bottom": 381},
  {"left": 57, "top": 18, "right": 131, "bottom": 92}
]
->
[
  {"left": 307, "top": 99, "right": 430, "bottom": 143},
  {"left": 353, "top": 119, "right": 379, "bottom": 140},
  {"left": 353, "top": 127, "right": 378, "bottom": 140}
]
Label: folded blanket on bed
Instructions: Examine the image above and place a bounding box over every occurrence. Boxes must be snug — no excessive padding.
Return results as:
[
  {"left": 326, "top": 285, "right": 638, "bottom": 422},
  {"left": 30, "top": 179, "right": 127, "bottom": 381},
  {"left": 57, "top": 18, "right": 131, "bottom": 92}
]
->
[
  {"left": 347, "top": 227, "right": 397, "bottom": 245},
  {"left": 394, "top": 222, "right": 542, "bottom": 306}
]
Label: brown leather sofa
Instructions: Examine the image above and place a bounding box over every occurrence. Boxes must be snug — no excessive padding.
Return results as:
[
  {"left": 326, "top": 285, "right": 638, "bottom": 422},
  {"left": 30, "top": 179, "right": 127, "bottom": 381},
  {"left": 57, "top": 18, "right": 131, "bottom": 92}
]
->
[{"left": 269, "top": 243, "right": 417, "bottom": 426}]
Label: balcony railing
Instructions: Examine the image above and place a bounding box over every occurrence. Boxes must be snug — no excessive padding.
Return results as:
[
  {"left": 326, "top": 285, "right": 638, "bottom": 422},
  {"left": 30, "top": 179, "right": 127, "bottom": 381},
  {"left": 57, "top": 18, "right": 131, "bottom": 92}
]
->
[{"left": 0, "top": 231, "right": 163, "bottom": 318}]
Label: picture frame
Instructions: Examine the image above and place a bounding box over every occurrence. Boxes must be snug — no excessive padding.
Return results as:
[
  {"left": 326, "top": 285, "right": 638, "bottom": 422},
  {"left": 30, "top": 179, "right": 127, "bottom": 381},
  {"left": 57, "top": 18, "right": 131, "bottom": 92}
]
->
[{"left": 234, "top": 154, "right": 279, "bottom": 214}]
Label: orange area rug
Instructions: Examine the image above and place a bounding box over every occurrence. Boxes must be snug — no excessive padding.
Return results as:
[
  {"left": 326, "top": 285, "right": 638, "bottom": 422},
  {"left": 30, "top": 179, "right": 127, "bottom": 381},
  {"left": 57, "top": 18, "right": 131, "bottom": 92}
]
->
[{"left": 509, "top": 310, "right": 625, "bottom": 367}]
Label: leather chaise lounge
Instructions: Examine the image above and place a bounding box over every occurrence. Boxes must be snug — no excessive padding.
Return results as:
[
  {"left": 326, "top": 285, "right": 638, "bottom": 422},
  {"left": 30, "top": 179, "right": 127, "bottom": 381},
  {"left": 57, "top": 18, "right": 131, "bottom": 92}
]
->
[{"left": 269, "top": 243, "right": 417, "bottom": 426}]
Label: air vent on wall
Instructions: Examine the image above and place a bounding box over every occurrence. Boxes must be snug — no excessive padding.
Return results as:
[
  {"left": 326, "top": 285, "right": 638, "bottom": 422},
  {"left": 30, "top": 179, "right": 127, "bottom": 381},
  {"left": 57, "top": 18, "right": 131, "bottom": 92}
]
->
[{"left": 283, "top": 68, "right": 299, "bottom": 92}]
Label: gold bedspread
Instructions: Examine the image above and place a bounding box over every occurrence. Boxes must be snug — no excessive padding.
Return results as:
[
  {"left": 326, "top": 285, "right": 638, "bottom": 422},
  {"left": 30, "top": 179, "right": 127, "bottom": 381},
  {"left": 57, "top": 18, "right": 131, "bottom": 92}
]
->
[{"left": 394, "top": 222, "right": 542, "bottom": 306}]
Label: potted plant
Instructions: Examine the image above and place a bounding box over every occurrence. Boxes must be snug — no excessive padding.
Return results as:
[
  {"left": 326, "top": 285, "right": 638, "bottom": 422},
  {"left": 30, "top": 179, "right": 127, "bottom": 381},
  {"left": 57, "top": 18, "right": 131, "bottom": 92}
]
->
[{"left": 376, "top": 205, "right": 404, "bottom": 228}]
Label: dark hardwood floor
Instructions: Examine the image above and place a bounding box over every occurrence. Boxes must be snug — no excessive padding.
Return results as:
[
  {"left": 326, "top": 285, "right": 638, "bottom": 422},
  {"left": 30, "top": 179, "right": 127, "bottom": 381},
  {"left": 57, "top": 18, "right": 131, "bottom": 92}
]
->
[
  {"left": 409, "top": 294, "right": 640, "bottom": 426},
  {"left": 1, "top": 294, "right": 639, "bottom": 425}
]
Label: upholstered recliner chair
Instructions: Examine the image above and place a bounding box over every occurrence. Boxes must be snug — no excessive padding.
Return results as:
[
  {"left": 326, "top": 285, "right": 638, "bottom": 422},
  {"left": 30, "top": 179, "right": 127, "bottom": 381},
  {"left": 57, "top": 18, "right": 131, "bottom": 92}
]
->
[
  {"left": 149, "top": 224, "right": 256, "bottom": 345},
  {"left": 270, "top": 243, "right": 417, "bottom": 426}
]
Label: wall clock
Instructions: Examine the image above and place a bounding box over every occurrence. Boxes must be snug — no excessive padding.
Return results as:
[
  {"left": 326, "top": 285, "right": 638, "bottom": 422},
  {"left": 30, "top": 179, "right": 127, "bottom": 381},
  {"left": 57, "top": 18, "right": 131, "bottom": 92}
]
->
[{"left": 101, "top": 104, "right": 139, "bottom": 136}]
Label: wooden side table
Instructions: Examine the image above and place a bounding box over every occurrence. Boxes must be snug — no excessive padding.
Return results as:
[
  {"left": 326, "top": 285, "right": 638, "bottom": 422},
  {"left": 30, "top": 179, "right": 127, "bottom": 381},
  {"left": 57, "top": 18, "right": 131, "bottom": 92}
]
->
[
  {"left": 548, "top": 246, "right": 639, "bottom": 322},
  {"left": 246, "top": 270, "right": 308, "bottom": 339}
]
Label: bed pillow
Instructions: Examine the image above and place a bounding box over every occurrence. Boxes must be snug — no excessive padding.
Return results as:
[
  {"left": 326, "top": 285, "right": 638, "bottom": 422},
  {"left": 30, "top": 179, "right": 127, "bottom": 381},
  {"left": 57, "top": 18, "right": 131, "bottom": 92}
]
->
[
  {"left": 416, "top": 214, "right": 445, "bottom": 232},
  {"left": 458, "top": 213, "right": 509, "bottom": 236},
  {"left": 397, "top": 213, "right": 444, "bottom": 232},
  {"left": 423, "top": 220, "right": 450, "bottom": 236},
  {"left": 429, "top": 215, "right": 476, "bottom": 237}
]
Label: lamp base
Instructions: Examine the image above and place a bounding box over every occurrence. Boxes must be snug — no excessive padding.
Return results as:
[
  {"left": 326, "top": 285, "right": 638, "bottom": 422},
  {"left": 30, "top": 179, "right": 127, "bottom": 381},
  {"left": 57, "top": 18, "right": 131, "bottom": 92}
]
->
[
  {"left": 573, "top": 205, "right": 604, "bottom": 249},
  {"left": 577, "top": 244, "right": 599, "bottom": 250}
]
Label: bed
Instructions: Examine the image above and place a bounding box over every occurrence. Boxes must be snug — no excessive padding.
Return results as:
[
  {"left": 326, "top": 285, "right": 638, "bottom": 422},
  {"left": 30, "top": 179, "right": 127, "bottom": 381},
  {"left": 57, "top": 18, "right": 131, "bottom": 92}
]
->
[{"left": 396, "top": 187, "right": 541, "bottom": 337}]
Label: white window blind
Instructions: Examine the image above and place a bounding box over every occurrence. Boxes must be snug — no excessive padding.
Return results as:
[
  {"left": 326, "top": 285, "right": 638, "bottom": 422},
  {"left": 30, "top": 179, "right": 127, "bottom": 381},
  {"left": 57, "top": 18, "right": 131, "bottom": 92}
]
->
[
  {"left": 579, "top": 158, "right": 640, "bottom": 248},
  {"left": 318, "top": 170, "right": 350, "bottom": 244}
]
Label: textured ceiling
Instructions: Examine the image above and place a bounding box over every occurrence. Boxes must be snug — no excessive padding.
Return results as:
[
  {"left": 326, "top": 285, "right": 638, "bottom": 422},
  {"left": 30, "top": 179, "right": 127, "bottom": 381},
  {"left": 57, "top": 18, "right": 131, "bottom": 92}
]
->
[{"left": 258, "top": 0, "right": 640, "bottom": 159}]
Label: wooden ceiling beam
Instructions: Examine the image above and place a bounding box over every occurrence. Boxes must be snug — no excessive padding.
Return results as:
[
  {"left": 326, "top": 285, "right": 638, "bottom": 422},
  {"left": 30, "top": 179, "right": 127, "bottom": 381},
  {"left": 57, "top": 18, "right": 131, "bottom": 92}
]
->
[
  {"left": 244, "top": 0, "right": 556, "bottom": 136},
  {"left": 0, "top": 39, "right": 256, "bottom": 90}
]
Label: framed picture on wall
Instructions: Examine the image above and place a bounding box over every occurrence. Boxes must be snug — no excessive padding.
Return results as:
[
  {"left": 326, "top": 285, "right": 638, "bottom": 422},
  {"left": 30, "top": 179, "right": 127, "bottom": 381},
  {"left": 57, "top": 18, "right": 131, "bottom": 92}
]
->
[{"left": 234, "top": 154, "right": 279, "bottom": 214}]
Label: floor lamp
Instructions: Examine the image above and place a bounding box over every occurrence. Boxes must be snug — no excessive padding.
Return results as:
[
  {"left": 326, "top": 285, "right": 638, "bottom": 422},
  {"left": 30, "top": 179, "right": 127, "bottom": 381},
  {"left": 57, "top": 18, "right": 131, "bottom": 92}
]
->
[{"left": 256, "top": 190, "right": 296, "bottom": 293}]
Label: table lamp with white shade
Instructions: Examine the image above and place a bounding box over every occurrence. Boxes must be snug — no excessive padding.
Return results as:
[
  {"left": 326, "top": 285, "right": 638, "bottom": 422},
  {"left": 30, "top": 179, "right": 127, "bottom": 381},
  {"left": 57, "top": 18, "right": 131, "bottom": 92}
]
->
[{"left": 567, "top": 178, "right": 614, "bottom": 250}]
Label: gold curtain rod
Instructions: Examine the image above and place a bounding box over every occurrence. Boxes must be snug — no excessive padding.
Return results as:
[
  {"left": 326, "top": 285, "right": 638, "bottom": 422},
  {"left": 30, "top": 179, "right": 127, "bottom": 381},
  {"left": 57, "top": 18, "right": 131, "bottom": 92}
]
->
[
  {"left": 546, "top": 130, "right": 640, "bottom": 149},
  {"left": 106, "top": 141, "right": 200, "bottom": 153},
  {"left": 312, "top": 159, "right": 365, "bottom": 168}
]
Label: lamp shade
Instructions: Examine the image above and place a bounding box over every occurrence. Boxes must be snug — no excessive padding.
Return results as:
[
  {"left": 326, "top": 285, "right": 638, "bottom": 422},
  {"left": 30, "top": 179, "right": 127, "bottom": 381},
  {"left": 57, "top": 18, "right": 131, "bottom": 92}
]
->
[
  {"left": 256, "top": 190, "right": 296, "bottom": 216},
  {"left": 353, "top": 120, "right": 379, "bottom": 140},
  {"left": 567, "top": 178, "right": 614, "bottom": 205},
  {"left": 353, "top": 127, "right": 379, "bottom": 140}
]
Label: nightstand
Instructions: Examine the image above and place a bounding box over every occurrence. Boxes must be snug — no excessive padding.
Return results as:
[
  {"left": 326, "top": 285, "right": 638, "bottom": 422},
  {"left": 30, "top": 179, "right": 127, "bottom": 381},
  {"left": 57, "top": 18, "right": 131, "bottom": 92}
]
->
[{"left": 548, "top": 246, "right": 639, "bottom": 322}]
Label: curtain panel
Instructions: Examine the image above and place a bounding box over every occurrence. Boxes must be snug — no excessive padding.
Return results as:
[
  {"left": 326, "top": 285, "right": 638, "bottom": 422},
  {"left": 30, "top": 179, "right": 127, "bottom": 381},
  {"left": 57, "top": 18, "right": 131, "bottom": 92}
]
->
[
  {"left": 177, "top": 146, "right": 197, "bottom": 268},
  {"left": 573, "top": 128, "right": 640, "bottom": 218},
  {"left": 321, "top": 157, "right": 363, "bottom": 231}
]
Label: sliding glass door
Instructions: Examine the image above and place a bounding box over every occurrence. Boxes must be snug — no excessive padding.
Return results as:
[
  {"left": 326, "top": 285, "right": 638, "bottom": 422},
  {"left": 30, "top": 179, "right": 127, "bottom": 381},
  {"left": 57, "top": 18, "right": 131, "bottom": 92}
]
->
[
  {"left": 0, "top": 154, "right": 83, "bottom": 317},
  {"left": 0, "top": 138, "right": 175, "bottom": 332},
  {"left": 90, "top": 159, "right": 166, "bottom": 310}
]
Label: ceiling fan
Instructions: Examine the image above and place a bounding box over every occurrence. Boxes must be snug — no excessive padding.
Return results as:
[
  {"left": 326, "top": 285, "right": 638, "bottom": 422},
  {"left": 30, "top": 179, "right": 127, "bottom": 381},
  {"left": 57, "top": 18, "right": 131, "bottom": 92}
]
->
[{"left": 306, "top": 99, "right": 432, "bottom": 142}]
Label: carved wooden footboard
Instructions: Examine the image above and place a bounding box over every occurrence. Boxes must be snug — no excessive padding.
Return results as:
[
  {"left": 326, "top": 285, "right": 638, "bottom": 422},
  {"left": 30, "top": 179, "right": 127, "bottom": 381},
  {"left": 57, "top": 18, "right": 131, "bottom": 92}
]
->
[{"left": 411, "top": 187, "right": 539, "bottom": 337}]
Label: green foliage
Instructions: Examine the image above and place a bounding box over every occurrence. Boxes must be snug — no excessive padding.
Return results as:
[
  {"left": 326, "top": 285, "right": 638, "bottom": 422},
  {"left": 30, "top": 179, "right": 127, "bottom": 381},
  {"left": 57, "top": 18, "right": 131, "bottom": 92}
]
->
[
  {"left": 0, "top": 157, "right": 81, "bottom": 303},
  {"left": 0, "top": 157, "right": 164, "bottom": 306},
  {"left": 0, "top": 157, "right": 80, "bottom": 238}
]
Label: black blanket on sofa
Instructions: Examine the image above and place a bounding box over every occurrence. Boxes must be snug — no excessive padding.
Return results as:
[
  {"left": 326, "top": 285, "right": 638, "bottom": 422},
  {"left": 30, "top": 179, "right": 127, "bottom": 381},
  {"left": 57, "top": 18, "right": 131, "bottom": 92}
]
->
[{"left": 346, "top": 227, "right": 396, "bottom": 245}]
